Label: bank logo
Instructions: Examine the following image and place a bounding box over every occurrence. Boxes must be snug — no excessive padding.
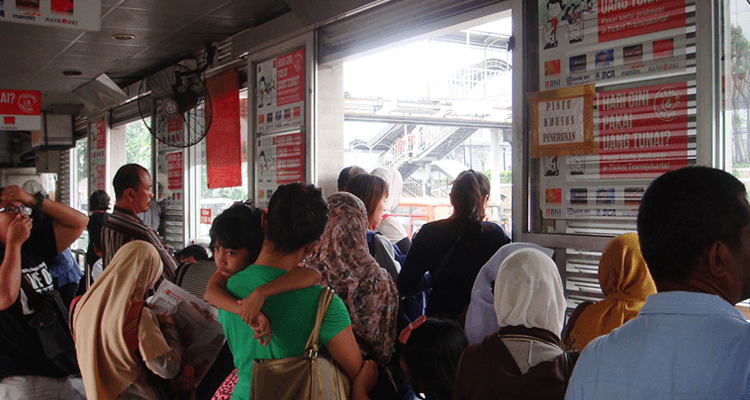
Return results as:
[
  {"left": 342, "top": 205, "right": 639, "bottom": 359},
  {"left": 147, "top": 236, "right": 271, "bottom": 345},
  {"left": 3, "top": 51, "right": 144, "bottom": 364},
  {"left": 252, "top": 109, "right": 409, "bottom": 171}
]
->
[
  {"left": 623, "top": 44, "right": 643, "bottom": 64},
  {"left": 595, "top": 49, "right": 614, "bottom": 67},
  {"left": 545, "top": 59, "right": 561, "bottom": 76},
  {"left": 569, "top": 55, "right": 587, "bottom": 72}
]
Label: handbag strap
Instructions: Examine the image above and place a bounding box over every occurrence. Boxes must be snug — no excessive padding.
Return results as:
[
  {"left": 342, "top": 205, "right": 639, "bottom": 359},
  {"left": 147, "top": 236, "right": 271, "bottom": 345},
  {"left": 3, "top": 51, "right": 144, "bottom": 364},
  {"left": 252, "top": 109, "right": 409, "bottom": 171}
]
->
[
  {"left": 303, "top": 287, "right": 334, "bottom": 356},
  {"left": 431, "top": 234, "right": 461, "bottom": 285},
  {"left": 19, "top": 274, "right": 41, "bottom": 302}
]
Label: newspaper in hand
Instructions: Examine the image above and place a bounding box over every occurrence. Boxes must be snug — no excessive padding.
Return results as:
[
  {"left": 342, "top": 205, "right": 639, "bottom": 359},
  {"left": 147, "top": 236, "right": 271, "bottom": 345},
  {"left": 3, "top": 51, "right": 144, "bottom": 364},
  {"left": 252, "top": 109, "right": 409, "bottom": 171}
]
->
[{"left": 148, "top": 279, "right": 226, "bottom": 385}]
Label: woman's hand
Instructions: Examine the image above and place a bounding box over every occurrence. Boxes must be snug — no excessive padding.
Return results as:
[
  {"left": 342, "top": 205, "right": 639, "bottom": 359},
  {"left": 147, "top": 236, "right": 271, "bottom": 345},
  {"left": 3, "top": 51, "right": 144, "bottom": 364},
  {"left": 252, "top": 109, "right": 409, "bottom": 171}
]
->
[
  {"left": 237, "top": 289, "right": 266, "bottom": 326},
  {"left": 250, "top": 312, "right": 272, "bottom": 347},
  {"left": 0, "top": 185, "right": 35, "bottom": 207},
  {"left": 352, "top": 360, "right": 378, "bottom": 400}
]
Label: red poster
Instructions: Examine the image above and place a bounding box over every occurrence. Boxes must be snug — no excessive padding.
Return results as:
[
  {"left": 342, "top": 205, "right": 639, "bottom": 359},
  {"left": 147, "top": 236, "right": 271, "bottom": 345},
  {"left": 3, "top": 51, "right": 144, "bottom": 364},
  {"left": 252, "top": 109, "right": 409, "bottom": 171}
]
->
[
  {"left": 275, "top": 49, "right": 304, "bottom": 106},
  {"left": 166, "top": 152, "right": 183, "bottom": 190},
  {"left": 275, "top": 132, "right": 304, "bottom": 184},
  {"left": 205, "top": 69, "right": 241, "bottom": 189},
  {"left": 0, "top": 90, "right": 41, "bottom": 130},
  {"left": 598, "top": 0, "right": 686, "bottom": 43},
  {"left": 96, "top": 120, "right": 106, "bottom": 149},
  {"left": 598, "top": 81, "right": 688, "bottom": 177},
  {"left": 95, "top": 164, "right": 106, "bottom": 191},
  {"left": 200, "top": 209, "right": 211, "bottom": 224}
]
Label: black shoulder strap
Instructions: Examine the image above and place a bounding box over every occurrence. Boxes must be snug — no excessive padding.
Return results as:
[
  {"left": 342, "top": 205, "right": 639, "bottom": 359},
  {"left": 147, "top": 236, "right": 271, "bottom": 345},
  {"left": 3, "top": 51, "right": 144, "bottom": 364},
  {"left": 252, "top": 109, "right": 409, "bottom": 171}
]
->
[{"left": 431, "top": 234, "right": 461, "bottom": 284}]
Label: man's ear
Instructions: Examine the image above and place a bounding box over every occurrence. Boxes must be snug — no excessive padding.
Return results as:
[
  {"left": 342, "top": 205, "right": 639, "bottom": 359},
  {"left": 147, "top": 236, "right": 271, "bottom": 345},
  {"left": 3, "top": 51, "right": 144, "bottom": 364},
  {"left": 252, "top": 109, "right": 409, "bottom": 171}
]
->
[
  {"left": 705, "top": 240, "right": 733, "bottom": 280},
  {"left": 260, "top": 211, "right": 267, "bottom": 230}
]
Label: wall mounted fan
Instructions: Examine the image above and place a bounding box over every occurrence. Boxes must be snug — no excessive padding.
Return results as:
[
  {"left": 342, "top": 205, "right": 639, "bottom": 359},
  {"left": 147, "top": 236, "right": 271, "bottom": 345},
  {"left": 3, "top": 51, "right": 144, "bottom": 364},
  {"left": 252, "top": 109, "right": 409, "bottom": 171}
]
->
[{"left": 137, "top": 63, "right": 213, "bottom": 148}]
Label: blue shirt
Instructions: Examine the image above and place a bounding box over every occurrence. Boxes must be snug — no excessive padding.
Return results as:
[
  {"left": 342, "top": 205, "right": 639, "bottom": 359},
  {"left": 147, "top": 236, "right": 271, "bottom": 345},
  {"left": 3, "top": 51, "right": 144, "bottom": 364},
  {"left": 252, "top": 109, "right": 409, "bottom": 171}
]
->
[{"left": 566, "top": 291, "right": 750, "bottom": 400}]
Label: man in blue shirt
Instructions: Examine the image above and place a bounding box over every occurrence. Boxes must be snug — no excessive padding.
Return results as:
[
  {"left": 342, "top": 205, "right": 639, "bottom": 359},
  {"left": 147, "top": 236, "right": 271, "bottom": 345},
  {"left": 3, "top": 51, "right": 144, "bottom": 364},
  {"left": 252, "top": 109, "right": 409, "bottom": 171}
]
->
[{"left": 566, "top": 166, "right": 750, "bottom": 399}]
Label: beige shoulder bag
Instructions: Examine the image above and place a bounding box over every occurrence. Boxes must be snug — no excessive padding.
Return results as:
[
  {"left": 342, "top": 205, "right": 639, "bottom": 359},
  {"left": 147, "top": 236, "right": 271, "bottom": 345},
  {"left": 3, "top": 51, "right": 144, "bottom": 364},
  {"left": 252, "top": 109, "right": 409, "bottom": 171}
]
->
[{"left": 250, "top": 287, "right": 351, "bottom": 400}]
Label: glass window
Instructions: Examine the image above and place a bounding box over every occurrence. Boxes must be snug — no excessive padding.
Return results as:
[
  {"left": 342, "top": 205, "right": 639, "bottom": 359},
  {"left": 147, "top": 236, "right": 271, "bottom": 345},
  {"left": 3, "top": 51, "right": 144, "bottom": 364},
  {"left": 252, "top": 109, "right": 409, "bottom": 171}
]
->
[
  {"left": 343, "top": 14, "right": 513, "bottom": 237},
  {"left": 125, "top": 119, "right": 153, "bottom": 175},
  {"left": 72, "top": 138, "right": 89, "bottom": 251},
  {"left": 194, "top": 89, "right": 249, "bottom": 244}
]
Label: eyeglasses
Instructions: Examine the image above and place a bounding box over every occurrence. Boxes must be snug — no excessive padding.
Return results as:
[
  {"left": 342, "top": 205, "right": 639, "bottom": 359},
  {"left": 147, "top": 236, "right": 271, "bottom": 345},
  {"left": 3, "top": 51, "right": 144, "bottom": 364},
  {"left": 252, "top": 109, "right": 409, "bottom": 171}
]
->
[{"left": 0, "top": 205, "right": 33, "bottom": 216}]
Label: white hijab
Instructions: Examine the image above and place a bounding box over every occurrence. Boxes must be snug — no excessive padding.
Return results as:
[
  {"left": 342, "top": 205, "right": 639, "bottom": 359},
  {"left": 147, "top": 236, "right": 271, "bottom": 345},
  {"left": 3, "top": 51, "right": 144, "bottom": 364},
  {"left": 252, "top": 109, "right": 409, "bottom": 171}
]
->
[
  {"left": 465, "top": 243, "right": 555, "bottom": 344},
  {"left": 371, "top": 166, "right": 403, "bottom": 211},
  {"left": 493, "top": 248, "right": 566, "bottom": 336}
]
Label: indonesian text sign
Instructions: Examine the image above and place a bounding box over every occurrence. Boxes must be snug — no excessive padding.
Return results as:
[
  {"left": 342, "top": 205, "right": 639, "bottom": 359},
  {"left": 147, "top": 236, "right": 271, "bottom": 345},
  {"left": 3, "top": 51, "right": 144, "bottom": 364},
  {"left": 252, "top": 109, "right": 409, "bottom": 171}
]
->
[
  {"left": 529, "top": 85, "right": 596, "bottom": 158},
  {"left": 0, "top": 0, "right": 102, "bottom": 31}
]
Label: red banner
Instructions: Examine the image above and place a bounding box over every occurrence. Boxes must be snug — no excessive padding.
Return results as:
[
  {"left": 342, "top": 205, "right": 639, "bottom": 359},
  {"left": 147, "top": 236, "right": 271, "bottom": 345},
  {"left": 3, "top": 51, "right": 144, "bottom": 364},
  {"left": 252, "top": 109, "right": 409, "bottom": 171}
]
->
[
  {"left": 275, "top": 49, "right": 305, "bottom": 106},
  {"left": 597, "top": 81, "right": 688, "bottom": 177},
  {"left": 166, "top": 152, "right": 183, "bottom": 190},
  {"left": 205, "top": 69, "right": 241, "bottom": 189},
  {"left": 598, "top": 0, "right": 686, "bottom": 43}
]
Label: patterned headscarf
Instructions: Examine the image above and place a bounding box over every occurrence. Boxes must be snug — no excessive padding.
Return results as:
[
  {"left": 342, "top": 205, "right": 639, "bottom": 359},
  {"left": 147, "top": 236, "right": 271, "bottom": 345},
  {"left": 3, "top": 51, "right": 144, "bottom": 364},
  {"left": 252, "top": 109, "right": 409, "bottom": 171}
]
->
[
  {"left": 569, "top": 233, "right": 656, "bottom": 350},
  {"left": 305, "top": 192, "right": 399, "bottom": 365}
]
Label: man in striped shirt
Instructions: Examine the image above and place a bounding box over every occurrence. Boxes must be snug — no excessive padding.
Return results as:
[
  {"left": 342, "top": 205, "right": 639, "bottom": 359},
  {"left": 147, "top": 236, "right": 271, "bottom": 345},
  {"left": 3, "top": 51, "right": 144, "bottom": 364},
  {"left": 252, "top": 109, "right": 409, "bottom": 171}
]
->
[{"left": 101, "top": 164, "right": 177, "bottom": 281}]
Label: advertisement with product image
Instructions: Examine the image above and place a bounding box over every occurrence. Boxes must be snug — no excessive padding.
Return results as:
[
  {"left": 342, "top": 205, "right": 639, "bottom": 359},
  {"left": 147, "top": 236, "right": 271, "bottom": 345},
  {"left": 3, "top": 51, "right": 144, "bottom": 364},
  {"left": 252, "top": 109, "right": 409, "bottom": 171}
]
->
[
  {"left": 538, "top": 0, "right": 688, "bottom": 91},
  {"left": 90, "top": 120, "right": 106, "bottom": 191},
  {"left": 255, "top": 131, "right": 305, "bottom": 208},
  {"left": 255, "top": 48, "right": 305, "bottom": 135},
  {"left": 0, "top": 0, "right": 101, "bottom": 31}
]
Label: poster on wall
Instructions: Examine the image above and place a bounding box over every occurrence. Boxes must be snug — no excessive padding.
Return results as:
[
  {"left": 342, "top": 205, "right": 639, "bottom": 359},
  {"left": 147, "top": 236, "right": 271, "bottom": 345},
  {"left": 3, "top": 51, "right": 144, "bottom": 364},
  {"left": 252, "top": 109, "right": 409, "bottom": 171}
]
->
[
  {"left": 89, "top": 120, "right": 106, "bottom": 191},
  {"left": 255, "top": 48, "right": 305, "bottom": 135},
  {"left": 538, "top": 0, "right": 688, "bottom": 91},
  {"left": 0, "top": 89, "right": 41, "bottom": 130},
  {"left": 539, "top": 80, "right": 689, "bottom": 220},
  {"left": 255, "top": 131, "right": 305, "bottom": 208},
  {"left": 0, "top": 0, "right": 102, "bottom": 31},
  {"left": 528, "top": 85, "right": 596, "bottom": 158},
  {"left": 158, "top": 149, "right": 184, "bottom": 250}
]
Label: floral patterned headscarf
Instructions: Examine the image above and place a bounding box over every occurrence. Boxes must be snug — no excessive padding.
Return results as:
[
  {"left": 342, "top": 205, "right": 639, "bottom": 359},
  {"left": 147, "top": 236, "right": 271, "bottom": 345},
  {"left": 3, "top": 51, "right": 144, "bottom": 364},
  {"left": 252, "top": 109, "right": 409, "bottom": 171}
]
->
[{"left": 305, "top": 192, "right": 399, "bottom": 365}]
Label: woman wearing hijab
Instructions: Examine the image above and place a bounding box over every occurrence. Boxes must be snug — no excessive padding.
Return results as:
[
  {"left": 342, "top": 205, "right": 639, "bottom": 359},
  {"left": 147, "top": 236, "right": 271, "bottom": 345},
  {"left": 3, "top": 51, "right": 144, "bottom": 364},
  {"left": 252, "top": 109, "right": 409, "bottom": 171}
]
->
[
  {"left": 72, "top": 241, "right": 183, "bottom": 400},
  {"left": 453, "top": 248, "right": 568, "bottom": 400},
  {"left": 561, "top": 233, "right": 656, "bottom": 351},
  {"left": 371, "top": 166, "right": 411, "bottom": 254},
  {"left": 464, "top": 242, "right": 555, "bottom": 344},
  {"left": 305, "top": 192, "right": 399, "bottom": 366}
]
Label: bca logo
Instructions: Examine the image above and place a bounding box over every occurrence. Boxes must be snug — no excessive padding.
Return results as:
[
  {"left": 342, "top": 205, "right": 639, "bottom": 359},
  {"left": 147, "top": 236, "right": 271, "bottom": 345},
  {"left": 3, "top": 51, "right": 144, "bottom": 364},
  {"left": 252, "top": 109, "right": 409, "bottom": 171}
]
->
[{"left": 597, "top": 70, "right": 615, "bottom": 80}]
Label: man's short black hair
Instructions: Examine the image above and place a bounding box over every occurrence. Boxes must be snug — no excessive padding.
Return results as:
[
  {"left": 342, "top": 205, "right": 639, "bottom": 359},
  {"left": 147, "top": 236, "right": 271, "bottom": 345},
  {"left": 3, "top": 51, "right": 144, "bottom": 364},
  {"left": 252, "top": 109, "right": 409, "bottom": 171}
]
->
[
  {"left": 113, "top": 164, "right": 148, "bottom": 200},
  {"left": 176, "top": 244, "right": 209, "bottom": 263},
  {"left": 265, "top": 183, "right": 328, "bottom": 254},
  {"left": 637, "top": 166, "right": 749, "bottom": 282}
]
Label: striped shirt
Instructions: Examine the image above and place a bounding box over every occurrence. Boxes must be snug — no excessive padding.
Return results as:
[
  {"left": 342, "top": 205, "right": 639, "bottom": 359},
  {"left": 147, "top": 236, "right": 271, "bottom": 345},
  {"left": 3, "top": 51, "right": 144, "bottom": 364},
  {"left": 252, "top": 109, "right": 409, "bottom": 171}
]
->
[{"left": 101, "top": 206, "right": 177, "bottom": 281}]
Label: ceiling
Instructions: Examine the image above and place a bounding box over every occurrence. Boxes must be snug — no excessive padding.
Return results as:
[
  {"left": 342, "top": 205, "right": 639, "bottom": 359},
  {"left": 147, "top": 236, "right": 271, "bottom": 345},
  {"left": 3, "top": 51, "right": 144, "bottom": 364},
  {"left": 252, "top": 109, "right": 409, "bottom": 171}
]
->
[{"left": 0, "top": 0, "right": 292, "bottom": 112}]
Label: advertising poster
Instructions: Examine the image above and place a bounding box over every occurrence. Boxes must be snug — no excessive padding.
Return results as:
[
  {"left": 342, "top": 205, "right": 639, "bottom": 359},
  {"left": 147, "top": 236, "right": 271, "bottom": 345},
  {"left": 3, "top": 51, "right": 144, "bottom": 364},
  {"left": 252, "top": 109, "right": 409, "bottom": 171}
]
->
[
  {"left": 166, "top": 152, "right": 183, "bottom": 190},
  {"left": 0, "top": 89, "right": 41, "bottom": 130},
  {"left": 597, "top": 81, "right": 688, "bottom": 178},
  {"left": 539, "top": 81, "right": 690, "bottom": 220},
  {"left": 256, "top": 131, "right": 305, "bottom": 208},
  {"left": 0, "top": 0, "right": 101, "bottom": 31},
  {"left": 89, "top": 120, "right": 106, "bottom": 191},
  {"left": 538, "top": 0, "right": 688, "bottom": 91},
  {"left": 256, "top": 48, "right": 305, "bottom": 135}
]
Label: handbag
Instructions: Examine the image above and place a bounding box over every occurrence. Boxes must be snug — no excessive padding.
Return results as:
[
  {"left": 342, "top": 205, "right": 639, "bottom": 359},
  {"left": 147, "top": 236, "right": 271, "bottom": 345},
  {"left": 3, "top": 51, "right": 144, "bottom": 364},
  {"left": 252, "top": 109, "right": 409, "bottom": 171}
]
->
[
  {"left": 249, "top": 287, "right": 351, "bottom": 400},
  {"left": 21, "top": 276, "right": 80, "bottom": 376}
]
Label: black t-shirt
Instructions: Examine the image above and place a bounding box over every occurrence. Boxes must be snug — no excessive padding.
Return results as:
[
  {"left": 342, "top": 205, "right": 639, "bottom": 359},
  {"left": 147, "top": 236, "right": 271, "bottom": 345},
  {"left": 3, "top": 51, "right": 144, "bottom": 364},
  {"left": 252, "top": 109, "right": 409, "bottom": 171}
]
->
[{"left": 0, "top": 222, "right": 64, "bottom": 380}]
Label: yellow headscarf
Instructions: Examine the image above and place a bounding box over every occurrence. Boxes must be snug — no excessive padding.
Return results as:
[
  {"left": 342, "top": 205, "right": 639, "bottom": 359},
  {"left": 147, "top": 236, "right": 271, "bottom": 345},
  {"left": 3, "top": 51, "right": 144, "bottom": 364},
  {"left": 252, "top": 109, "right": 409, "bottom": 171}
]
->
[
  {"left": 73, "top": 241, "right": 172, "bottom": 400},
  {"left": 569, "top": 233, "right": 656, "bottom": 351}
]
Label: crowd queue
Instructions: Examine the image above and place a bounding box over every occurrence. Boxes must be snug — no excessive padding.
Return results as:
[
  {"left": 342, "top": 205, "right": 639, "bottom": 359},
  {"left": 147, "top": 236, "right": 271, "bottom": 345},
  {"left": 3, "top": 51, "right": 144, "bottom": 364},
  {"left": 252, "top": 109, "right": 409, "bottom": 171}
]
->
[{"left": 1, "top": 164, "right": 750, "bottom": 399}]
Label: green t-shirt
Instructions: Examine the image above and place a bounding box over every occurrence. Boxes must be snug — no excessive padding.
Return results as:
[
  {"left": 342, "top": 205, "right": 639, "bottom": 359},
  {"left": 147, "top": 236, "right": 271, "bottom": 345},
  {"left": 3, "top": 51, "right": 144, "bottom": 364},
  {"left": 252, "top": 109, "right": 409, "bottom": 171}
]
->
[{"left": 219, "top": 264, "right": 351, "bottom": 400}]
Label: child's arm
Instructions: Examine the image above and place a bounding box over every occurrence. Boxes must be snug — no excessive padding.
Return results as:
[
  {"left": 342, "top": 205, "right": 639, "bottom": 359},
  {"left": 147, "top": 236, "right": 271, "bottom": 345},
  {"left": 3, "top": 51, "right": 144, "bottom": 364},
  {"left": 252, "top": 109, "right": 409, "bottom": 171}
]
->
[
  {"left": 237, "top": 267, "right": 322, "bottom": 325},
  {"left": 203, "top": 271, "right": 242, "bottom": 315}
]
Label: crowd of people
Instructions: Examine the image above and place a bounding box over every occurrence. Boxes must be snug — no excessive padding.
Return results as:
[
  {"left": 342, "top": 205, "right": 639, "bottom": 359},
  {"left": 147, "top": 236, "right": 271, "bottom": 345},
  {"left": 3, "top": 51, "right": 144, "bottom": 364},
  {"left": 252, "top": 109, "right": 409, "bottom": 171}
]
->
[{"left": 2, "top": 164, "right": 750, "bottom": 399}]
